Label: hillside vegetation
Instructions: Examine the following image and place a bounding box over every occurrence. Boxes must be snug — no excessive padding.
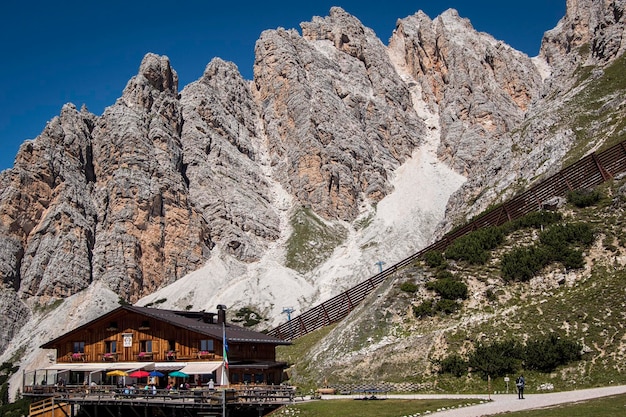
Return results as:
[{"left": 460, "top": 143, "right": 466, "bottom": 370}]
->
[{"left": 278, "top": 175, "right": 626, "bottom": 393}]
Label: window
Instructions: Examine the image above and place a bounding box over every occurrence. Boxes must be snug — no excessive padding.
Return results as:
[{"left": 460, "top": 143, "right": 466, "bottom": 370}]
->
[
  {"left": 200, "top": 339, "right": 214, "bottom": 353},
  {"left": 140, "top": 340, "right": 153, "bottom": 353},
  {"left": 106, "top": 321, "right": 118, "bottom": 331},
  {"left": 105, "top": 340, "right": 117, "bottom": 353},
  {"left": 139, "top": 320, "right": 150, "bottom": 330},
  {"left": 168, "top": 340, "right": 176, "bottom": 351},
  {"left": 73, "top": 341, "right": 85, "bottom": 353}
]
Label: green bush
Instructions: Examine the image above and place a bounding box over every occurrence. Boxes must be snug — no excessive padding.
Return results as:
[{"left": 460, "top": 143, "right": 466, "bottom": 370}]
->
[
  {"left": 467, "top": 339, "right": 523, "bottom": 379},
  {"left": 435, "top": 299, "right": 460, "bottom": 314},
  {"left": 511, "top": 211, "right": 563, "bottom": 230},
  {"left": 445, "top": 227, "right": 505, "bottom": 264},
  {"left": 440, "top": 335, "right": 582, "bottom": 379},
  {"left": 413, "top": 300, "right": 434, "bottom": 318},
  {"left": 0, "top": 362, "right": 30, "bottom": 416},
  {"left": 439, "top": 354, "right": 467, "bottom": 377},
  {"left": 558, "top": 247, "right": 586, "bottom": 269},
  {"left": 426, "top": 279, "right": 469, "bottom": 300},
  {"left": 501, "top": 246, "right": 551, "bottom": 282},
  {"left": 400, "top": 281, "right": 419, "bottom": 293},
  {"left": 567, "top": 188, "right": 602, "bottom": 208},
  {"left": 539, "top": 222, "right": 595, "bottom": 248},
  {"left": 435, "top": 270, "right": 457, "bottom": 281},
  {"left": 501, "top": 222, "right": 594, "bottom": 281},
  {"left": 423, "top": 250, "right": 446, "bottom": 268},
  {"left": 524, "top": 333, "right": 582, "bottom": 372},
  {"left": 231, "top": 307, "right": 264, "bottom": 327}
]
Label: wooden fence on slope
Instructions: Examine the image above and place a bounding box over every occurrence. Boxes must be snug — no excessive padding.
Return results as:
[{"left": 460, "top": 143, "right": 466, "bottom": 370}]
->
[{"left": 267, "top": 140, "right": 626, "bottom": 341}]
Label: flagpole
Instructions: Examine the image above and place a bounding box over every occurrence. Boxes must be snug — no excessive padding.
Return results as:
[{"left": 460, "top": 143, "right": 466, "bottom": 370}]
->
[
  {"left": 221, "top": 321, "right": 229, "bottom": 387},
  {"left": 221, "top": 320, "right": 229, "bottom": 417}
]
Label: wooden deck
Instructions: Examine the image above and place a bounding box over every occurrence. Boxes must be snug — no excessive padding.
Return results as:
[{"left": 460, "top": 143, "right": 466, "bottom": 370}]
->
[{"left": 28, "top": 385, "right": 300, "bottom": 417}]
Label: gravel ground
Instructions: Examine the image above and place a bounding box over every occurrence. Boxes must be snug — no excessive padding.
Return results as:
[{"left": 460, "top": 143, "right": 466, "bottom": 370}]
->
[{"left": 321, "top": 385, "right": 626, "bottom": 416}]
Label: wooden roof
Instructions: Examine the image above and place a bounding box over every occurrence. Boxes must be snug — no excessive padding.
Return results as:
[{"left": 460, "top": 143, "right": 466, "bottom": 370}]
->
[{"left": 41, "top": 305, "right": 290, "bottom": 348}]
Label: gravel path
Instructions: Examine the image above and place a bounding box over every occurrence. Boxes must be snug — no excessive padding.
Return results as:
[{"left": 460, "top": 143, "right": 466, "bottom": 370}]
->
[{"left": 321, "top": 385, "right": 626, "bottom": 416}]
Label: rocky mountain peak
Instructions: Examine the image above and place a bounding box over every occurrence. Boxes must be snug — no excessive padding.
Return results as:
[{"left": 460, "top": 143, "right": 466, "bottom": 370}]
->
[
  {"left": 179, "top": 56, "right": 281, "bottom": 262},
  {"left": 389, "top": 7, "right": 541, "bottom": 177},
  {"left": 120, "top": 53, "right": 179, "bottom": 110},
  {"left": 301, "top": 6, "right": 370, "bottom": 61},
  {"left": 254, "top": 8, "right": 423, "bottom": 220},
  {"left": 541, "top": 0, "right": 626, "bottom": 67}
]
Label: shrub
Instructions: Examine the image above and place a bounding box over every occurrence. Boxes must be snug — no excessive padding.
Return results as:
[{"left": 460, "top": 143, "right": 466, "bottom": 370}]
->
[
  {"left": 485, "top": 288, "right": 497, "bottom": 302},
  {"left": 468, "top": 339, "right": 523, "bottom": 379},
  {"left": 231, "top": 307, "right": 264, "bottom": 327},
  {"left": 511, "top": 211, "right": 563, "bottom": 230},
  {"left": 0, "top": 362, "right": 30, "bottom": 416},
  {"left": 435, "top": 270, "right": 456, "bottom": 281},
  {"left": 567, "top": 188, "right": 602, "bottom": 208},
  {"left": 539, "top": 222, "right": 595, "bottom": 248},
  {"left": 558, "top": 247, "right": 586, "bottom": 269},
  {"left": 502, "top": 222, "right": 594, "bottom": 281},
  {"left": 441, "top": 335, "right": 582, "bottom": 380},
  {"left": 413, "top": 300, "right": 434, "bottom": 318},
  {"left": 423, "top": 250, "right": 446, "bottom": 268},
  {"left": 426, "top": 279, "right": 469, "bottom": 300},
  {"left": 434, "top": 299, "right": 460, "bottom": 314},
  {"left": 501, "top": 246, "right": 551, "bottom": 282},
  {"left": 445, "top": 226, "right": 505, "bottom": 264},
  {"left": 524, "top": 334, "right": 582, "bottom": 372},
  {"left": 439, "top": 354, "right": 467, "bottom": 377},
  {"left": 400, "top": 281, "right": 419, "bottom": 293}
]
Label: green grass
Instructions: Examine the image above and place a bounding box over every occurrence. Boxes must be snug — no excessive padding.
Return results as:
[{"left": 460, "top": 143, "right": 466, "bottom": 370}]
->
[
  {"left": 277, "top": 324, "right": 337, "bottom": 365},
  {"left": 270, "top": 398, "right": 485, "bottom": 417},
  {"left": 277, "top": 324, "right": 338, "bottom": 392},
  {"left": 285, "top": 207, "right": 347, "bottom": 273},
  {"left": 505, "top": 393, "right": 626, "bottom": 417},
  {"left": 280, "top": 179, "right": 626, "bottom": 394}
]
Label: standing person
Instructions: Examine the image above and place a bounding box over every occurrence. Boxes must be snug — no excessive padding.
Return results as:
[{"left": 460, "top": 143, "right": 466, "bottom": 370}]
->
[{"left": 516, "top": 375, "right": 525, "bottom": 399}]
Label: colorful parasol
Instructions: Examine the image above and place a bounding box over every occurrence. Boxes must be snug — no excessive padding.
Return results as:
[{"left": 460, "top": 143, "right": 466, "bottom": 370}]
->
[
  {"left": 106, "top": 370, "right": 128, "bottom": 377},
  {"left": 128, "top": 370, "right": 151, "bottom": 378}
]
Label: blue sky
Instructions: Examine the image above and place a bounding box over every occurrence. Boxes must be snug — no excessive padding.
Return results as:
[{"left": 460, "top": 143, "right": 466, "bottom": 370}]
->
[{"left": 0, "top": 1, "right": 565, "bottom": 172}]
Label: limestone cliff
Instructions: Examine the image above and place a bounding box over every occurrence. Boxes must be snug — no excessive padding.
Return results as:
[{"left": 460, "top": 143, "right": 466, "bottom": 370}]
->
[
  {"left": 179, "top": 58, "right": 281, "bottom": 262},
  {"left": 254, "top": 7, "right": 424, "bottom": 220}
]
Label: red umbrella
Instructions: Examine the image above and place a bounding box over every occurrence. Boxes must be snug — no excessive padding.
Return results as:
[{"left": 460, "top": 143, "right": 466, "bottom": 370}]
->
[{"left": 129, "top": 370, "right": 150, "bottom": 378}]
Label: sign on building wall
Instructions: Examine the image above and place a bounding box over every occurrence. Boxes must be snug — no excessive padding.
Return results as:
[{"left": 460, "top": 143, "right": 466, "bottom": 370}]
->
[{"left": 123, "top": 333, "right": 133, "bottom": 347}]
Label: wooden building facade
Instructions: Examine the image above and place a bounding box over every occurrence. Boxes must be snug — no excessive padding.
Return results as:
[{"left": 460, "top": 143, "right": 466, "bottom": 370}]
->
[{"left": 34, "top": 305, "right": 290, "bottom": 387}]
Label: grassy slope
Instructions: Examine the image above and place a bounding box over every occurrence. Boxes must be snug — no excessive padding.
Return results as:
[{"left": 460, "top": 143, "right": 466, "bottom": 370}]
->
[
  {"left": 285, "top": 207, "right": 347, "bottom": 273},
  {"left": 278, "top": 177, "right": 626, "bottom": 394}
]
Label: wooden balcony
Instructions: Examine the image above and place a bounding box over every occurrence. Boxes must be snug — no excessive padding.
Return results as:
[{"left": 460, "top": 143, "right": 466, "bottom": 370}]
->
[
  {"left": 197, "top": 351, "right": 216, "bottom": 360},
  {"left": 68, "top": 353, "right": 86, "bottom": 362},
  {"left": 102, "top": 352, "right": 119, "bottom": 361},
  {"left": 137, "top": 352, "right": 153, "bottom": 361}
]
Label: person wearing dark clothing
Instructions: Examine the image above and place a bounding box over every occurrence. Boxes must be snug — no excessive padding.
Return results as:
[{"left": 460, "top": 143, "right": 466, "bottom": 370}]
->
[{"left": 516, "top": 375, "right": 525, "bottom": 399}]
